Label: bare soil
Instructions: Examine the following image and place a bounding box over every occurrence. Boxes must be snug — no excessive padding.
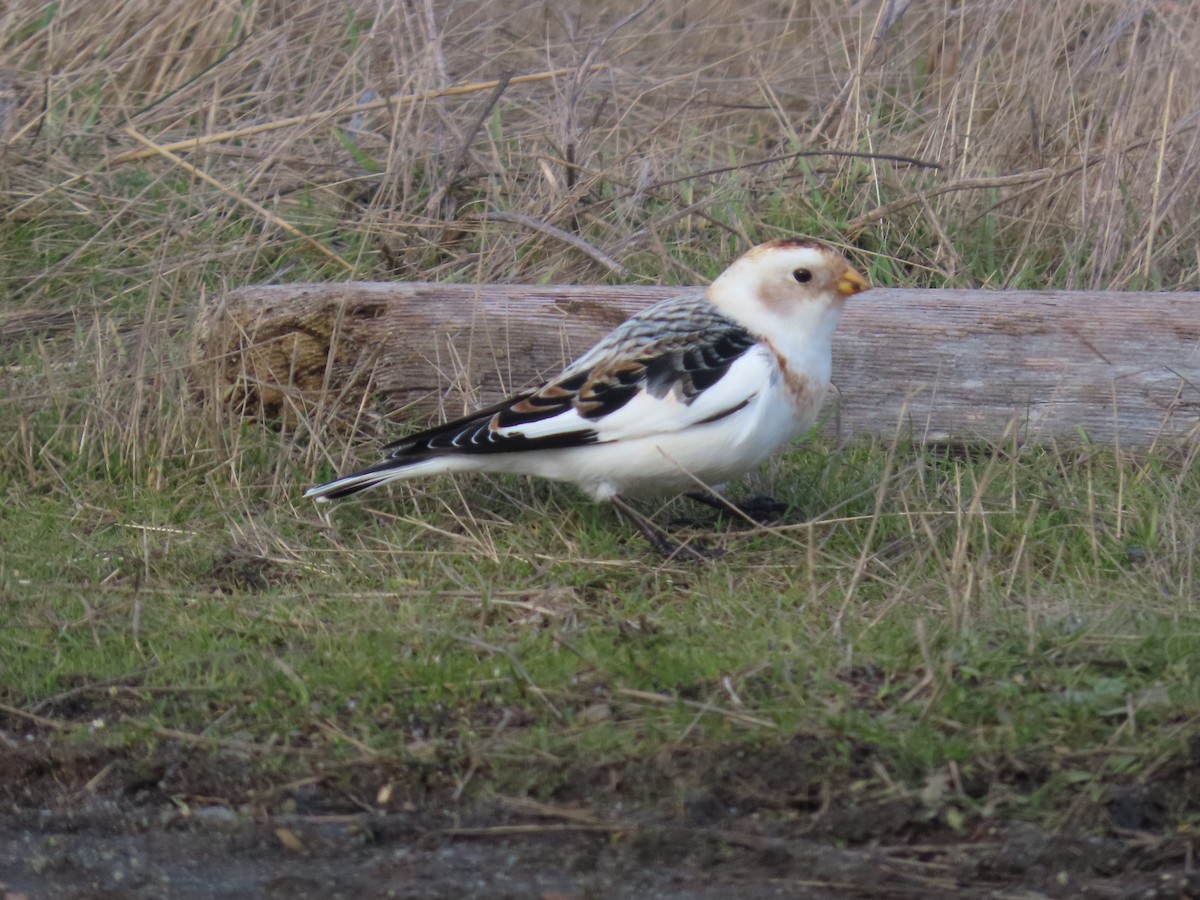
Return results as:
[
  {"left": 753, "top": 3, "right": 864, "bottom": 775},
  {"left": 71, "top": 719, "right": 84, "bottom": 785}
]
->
[{"left": 3, "top": 724, "right": 1198, "bottom": 899}]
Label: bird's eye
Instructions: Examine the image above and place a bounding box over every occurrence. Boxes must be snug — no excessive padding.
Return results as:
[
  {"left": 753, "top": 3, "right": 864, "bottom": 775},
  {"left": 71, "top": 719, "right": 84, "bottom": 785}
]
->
[{"left": 792, "top": 268, "right": 812, "bottom": 284}]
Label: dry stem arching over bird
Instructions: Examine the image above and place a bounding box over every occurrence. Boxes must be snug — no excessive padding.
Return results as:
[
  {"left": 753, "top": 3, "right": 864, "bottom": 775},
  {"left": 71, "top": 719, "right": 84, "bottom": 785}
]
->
[{"left": 307, "top": 239, "right": 870, "bottom": 558}]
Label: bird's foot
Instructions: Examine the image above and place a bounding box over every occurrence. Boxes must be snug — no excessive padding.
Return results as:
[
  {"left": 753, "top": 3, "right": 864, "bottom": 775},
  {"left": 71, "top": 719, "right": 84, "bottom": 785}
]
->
[
  {"left": 685, "top": 490, "right": 794, "bottom": 525},
  {"left": 611, "top": 496, "right": 722, "bottom": 562},
  {"left": 737, "top": 494, "right": 793, "bottom": 523}
]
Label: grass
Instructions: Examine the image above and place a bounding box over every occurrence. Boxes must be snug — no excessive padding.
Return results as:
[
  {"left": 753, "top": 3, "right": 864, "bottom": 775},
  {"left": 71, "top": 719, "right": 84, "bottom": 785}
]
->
[{"left": 2, "top": 0, "right": 1200, "bottom": 851}]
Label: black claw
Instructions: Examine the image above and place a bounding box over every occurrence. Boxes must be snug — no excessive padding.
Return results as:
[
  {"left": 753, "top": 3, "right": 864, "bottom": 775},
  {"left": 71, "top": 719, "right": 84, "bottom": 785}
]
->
[
  {"left": 611, "top": 496, "right": 718, "bottom": 562},
  {"left": 736, "top": 494, "right": 791, "bottom": 523},
  {"left": 685, "top": 490, "right": 794, "bottom": 525}
]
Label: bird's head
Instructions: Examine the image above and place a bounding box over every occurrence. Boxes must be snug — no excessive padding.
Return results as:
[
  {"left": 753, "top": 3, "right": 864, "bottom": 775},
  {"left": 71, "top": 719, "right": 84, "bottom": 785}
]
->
[{"left": 707, "top": 239, "right": 870, "bottom": 321}]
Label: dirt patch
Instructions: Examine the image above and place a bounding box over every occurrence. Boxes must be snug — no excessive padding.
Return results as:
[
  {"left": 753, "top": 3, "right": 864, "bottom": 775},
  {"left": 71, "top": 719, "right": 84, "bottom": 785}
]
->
[{"left": 2, "top": 731, "right": 1198, "bottom": 899}]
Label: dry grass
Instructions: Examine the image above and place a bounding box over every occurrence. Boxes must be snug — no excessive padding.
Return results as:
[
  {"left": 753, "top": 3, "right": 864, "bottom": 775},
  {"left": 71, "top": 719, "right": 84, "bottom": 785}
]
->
[
  {"left": 2, "top": 0, "right": 1197, "bottom": 482},
  {"left": 2, "top": 0, "right": 1200, "bottom": 846},
  {"left": 5, "top": 0, "right": 1200, "bottom": 283}
]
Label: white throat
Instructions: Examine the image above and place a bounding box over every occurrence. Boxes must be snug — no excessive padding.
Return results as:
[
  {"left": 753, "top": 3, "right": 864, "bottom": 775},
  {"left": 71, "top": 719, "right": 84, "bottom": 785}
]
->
[{"left": 705, "top": 276, "right": 841, "bottom": 385}]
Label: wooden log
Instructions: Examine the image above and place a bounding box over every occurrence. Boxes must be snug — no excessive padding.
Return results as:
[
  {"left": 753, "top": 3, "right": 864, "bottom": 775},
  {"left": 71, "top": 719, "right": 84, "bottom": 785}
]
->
[{"left": 190, "top": 283, "right": 1200, "bottom": 446}]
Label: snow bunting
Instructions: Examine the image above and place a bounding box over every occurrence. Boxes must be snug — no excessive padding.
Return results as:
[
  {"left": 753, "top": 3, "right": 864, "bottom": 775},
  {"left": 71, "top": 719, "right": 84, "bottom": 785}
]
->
[{"left": 306, "top": 239, "right": 869, "bottom": 557}]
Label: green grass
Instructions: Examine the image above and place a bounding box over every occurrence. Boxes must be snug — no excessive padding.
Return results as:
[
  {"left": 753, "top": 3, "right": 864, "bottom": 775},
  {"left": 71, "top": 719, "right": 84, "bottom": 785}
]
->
[{"left": 4, "top": 421, "right": 1198, "bottom": 825}]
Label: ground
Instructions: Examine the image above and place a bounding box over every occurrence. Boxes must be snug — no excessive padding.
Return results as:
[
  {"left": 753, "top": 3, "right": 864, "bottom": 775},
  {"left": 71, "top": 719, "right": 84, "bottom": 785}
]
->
[
  {"left": 3, "top": 709, "right": 1199, "bottom": 898},
  {"left": 4, "top": 0, "right": 1200, "bottom": 897}
]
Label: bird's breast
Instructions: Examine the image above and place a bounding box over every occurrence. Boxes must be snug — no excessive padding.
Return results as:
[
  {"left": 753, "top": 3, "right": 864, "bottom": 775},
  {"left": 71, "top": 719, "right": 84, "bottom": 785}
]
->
[{"left": 759, "top": 338, "right": 829, "bottom": 416}]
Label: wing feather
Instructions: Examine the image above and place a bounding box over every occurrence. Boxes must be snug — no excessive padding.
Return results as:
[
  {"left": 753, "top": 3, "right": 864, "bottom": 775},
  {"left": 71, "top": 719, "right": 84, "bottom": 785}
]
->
[{"left": 371, "top": 292, "right": 759, "bottom": 461}]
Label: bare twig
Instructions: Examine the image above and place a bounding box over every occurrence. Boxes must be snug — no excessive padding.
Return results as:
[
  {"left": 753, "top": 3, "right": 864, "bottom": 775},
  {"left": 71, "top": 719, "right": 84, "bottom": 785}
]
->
[
  {"left": 442, "top": 823, "right": 623, "bottom": 836},
  {"left": 615, "top": 687, "right": 777, "bottom": 729},
  {"left": 655, "top": 149, "right": 943, "bottom": 189},
  {"left": 109, "top": 67, "right": 606, "bottom": 166},
  {"left": 848, "top": 163, "right": 1088, "bottom": 232},
  {"left": 10, "top": 66, "right": 608, "bottom": 219},
  {"left": 0, "top": 701, "right": 68, "bottom": 731},
  {"left": 479, "top": 210, "right": 628, "bottom": 276},
  {"left": 571, "top": 149, "right": 941, "bottom": 211},
  {"left": 121, "top": 126, "right": 356, "bottom": 273},
  {"left": 425, "top": 71, "right": 514, "bottom": 217},
  {"left": 151, "top": 726, "right": 323, "bottom": 756}
]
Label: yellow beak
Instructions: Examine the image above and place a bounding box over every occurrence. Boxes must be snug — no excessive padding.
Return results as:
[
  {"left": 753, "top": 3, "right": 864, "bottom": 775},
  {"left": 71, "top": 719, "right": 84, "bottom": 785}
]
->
[{"left": 837, "top": 267, "right": 870, "bottom": 297}]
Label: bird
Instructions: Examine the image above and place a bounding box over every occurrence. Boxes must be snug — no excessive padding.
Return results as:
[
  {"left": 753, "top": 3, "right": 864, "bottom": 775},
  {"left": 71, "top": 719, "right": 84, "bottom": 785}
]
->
[{"left": 306, "top": 238, "right": 870, "bottom": 558}]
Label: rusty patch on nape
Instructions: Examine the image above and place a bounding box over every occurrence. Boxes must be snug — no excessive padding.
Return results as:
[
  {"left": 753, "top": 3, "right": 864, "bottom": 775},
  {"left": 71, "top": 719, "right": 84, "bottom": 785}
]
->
[
  {"left": 760, "top": 337, "right": 815, "bottom": 409},
  {"left": 745, "top": 237, "right": 831, "bottom": 257}
]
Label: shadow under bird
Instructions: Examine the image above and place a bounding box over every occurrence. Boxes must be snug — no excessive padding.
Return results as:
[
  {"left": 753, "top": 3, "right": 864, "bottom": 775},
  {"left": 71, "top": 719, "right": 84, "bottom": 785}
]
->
[{"left": 306, "top": 238, "right": 870, "bottom": 558}]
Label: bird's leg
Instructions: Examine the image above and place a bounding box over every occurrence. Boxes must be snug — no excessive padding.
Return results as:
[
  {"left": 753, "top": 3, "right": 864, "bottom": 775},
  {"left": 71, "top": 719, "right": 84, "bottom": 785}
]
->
[
  {"left": 685, "top": 489, "right": 792, "bottom": 524},
  {"left": 610, "top": 496, "right": 719, "bottom": 561}
]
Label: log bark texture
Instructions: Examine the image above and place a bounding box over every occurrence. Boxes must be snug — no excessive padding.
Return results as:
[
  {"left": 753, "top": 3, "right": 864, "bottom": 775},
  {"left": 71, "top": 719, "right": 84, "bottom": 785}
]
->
[{"left": 191, "top": 282, "right": 1200, "bottom": 446}]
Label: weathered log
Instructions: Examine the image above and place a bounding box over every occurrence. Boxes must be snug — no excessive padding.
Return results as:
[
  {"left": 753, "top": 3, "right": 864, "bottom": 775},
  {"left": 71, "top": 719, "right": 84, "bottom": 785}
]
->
[{"left": 191, "top": 282, "right": 1200, "bottom": 446}]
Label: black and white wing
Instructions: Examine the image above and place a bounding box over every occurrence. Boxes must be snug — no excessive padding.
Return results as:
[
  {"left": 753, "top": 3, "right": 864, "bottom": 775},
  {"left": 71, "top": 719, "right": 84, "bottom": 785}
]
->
[{"left": 306, "top": 292, "right": 764, "bottom": 499}]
